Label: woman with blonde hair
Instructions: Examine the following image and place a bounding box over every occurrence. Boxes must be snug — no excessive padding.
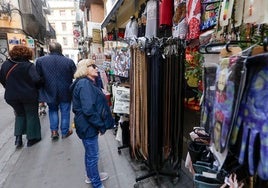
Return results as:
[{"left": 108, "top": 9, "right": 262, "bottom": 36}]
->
[{"left": 70, "top": 59, "right": 114, "bottom": 188}]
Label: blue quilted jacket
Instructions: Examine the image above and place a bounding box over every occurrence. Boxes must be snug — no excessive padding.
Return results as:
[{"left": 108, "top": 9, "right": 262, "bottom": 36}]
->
[
  {"left": 35, "top": 53, "right": 76, "bottom": 103},
  {"left": 70, "top": 77, "right": 114, "bottom": 139}
]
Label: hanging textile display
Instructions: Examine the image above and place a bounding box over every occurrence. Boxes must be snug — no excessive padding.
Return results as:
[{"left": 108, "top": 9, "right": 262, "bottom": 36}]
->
[
  {"left": 143, "top": 0, "right": 158, "bottom": 38},
  {"left": 124, "top": 16, "right": 138, "bottom": 39},
  {"left": 219, "top": 0, "right": 235, "bottom": 27},
  {"left": 186, "top": 0, "right": 201, "bottom": 40},
  {"left": 200, "top": 0, "right": 220, "bottom": 31},
  {"left": 129, "top": 46, "right": 148, "bottom": 160},
  {"left": 173, "top": 1, "right": 187, "bottom": 39},
  {"left": 243, "top": 0, "right": 263, "bottom": 24},
  {"left": 231, "top": 54, "right": 268, "bottom": 181},
  {"left": 148, "top": 43, "right": 163, "bottom": 169},
  {"left": 212, "top": 56, "right": 245, "bottom": 153},
  {"left": 159, "top": 0, "right": 173, "bottom": 27},
  {"left": 161, "top": 40, "right": 185, "bottom": 169},
  {"left": 110, "top": 42, "right": 131, "bottom": 78},
  {"left": 112, "top": 48, "right": 131, "bottom": 78},
  {"left": 128, "top": 37, "right": 186, "bottom": 183}
]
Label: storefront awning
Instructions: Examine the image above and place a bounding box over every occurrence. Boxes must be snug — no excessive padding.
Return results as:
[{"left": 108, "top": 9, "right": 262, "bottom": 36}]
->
[{"left": 101, "top": 0, "right": 124, "bottom": 29}]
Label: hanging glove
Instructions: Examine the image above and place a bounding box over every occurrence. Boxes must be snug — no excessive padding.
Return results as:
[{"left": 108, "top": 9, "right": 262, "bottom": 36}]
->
[{"left": 232, "top": 59, "right": 268, "bottom": 180}]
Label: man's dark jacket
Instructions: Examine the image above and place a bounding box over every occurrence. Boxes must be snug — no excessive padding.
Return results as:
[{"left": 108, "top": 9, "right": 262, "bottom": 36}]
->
[{"left": 35, "top": 52, "right": 76, "bottom": 103}]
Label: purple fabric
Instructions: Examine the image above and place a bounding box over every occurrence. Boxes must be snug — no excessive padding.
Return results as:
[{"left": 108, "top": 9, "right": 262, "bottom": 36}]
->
[
  {"left": 212, "top": 57, "right": 244, "bottom": 152},
  {"left": 235, "top": 63, "right": 268, "bottom": 180}
]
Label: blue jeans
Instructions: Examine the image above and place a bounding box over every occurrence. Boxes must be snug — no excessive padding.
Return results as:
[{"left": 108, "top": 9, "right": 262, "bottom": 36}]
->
[
  {"left": 82, "top": 135, "right": 103, "bottom": 188},
  {"left": 47, "top": 102, "right": 71, "bottom": 135}
]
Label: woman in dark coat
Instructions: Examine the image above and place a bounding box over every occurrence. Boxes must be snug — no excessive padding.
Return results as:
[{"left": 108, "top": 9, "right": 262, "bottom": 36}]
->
[
  {"left": 70, "top": 59, "right": 114, "bottom": 188},
  {"left": 0, "top": 45, "right": 43, "bottom": 148}
]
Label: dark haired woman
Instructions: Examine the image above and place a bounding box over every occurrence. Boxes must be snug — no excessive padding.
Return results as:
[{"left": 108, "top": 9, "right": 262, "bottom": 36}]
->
[{"left": 0, "top": 45, "right": 43, "bottom": 148}]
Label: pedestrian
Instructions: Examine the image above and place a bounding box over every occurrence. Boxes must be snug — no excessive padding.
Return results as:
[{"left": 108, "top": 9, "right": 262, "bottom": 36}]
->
[
  {"left": 35, "top": 42, "right": 76, "bottom": 140},
  {"left": 0, "top": 45, "right": 43, "bottom": 148},
  {"left": 70, "top": 59, "right": 114, "bottom": 188}
]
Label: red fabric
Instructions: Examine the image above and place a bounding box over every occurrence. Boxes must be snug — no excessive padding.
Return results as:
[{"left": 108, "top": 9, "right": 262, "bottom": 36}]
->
[
  {"left": 186, "top": 0, "right": 201, "bottom": 40},
  {"left": 188, "top": 17, "right": 200, "bottom": 39},
  {"left": 105, "top": 93, "right": 112, "bottom": 106},
  {"left": 159, "top": 0, "right": 173, "bottom": 26}
]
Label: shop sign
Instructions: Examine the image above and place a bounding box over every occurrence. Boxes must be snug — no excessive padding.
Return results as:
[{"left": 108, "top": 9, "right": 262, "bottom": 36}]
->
[
  {"left": 92, "top": 29, "right": 101, "bottom": 43},
  {"left": 8, "top": 38, "right": 19, "bottom": 45},
  {"left": 113, "top": 86, "right": 130, "bottom": 114},
  {"left": 27, "top": 39, "right": 35, "bottom": 48}
]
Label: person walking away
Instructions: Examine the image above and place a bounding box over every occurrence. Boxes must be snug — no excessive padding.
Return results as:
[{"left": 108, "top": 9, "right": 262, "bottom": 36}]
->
[
  {"left": 35, "top": 42, "right": 76, "bottom": 140},
  {"left": 70, "top": 59, "right": 114, "bottom": 188},
  {"left": 0, "top": 45, "right": 43, "bottom": 148}
]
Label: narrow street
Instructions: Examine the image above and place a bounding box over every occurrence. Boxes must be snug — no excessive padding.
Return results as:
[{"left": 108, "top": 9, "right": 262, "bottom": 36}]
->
[{"left": 0, "top": 84, "right": 193, "bottom": 188}]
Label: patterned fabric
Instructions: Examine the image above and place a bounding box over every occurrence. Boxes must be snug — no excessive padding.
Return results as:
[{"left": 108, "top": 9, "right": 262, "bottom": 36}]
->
[
  {"left": 111, "top": 49, "right": 131, "bottom": 78},
  {"left": 186, "top": 0, "right": 201, "bottom": 40},
  {"left": 172, "top": 2, "right": 187, "bottom": 39},
  {"left": 36, "top": 53, "right": 76, "bottom": 103},
  {"left": 212, "top": 56, "right": 244, "bottom": 152},
  {"left": 200, "top": 0, "right": 220, "bottom": 31},
  {"left": 232, "top": 55, "right": 268, "bottom": 180},
  {"left": 143, "top": 0, "right": 158, "bottom": 38}
]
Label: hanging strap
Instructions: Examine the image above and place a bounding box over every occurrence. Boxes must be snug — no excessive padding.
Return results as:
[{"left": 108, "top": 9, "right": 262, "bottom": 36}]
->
[{"left": 6, "top": 63, "right": 18, "bottom": 80}]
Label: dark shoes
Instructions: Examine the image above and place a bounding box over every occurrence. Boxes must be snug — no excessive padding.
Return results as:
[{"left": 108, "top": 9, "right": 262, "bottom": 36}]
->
[
  {"left": 62, "top": 129, "right": 73, "bottom": 139},
  {"left": 51, "top": 129, "right": 73, "bottom": 140},
  {"left": 27, "top": 138, "right": 41, "bottom": 147},
  {"left": 15, "top": 136, "right": 41, "bottom": 148},
  {"left": 15, "top": 135, "right": 23, "bottom": 148},
  {"left": 51, "top": 130, "right": 59, "bottom": 140}
]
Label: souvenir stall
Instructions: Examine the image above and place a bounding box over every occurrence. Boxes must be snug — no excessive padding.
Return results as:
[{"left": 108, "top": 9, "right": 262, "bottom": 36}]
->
[
  {"left": 123, "top": 0, "right": 187, "bottom": 185},
  {"left": 101, "top": 40, "right": 132, "bottom": 153},
  {"left": 185, "top": 0, "right": 268, "bottom": 187},
  {"left": 100, "top": 0, "right": 268, "bottom": 187},
  {"left": 101, "top": 0, "right": 188, "bottom": 185}
]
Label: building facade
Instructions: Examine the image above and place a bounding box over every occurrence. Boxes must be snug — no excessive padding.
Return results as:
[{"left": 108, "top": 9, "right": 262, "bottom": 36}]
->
[
  {"left": 77, "top": 0, "right": 105, "bottom": 60},
  {"left": 47, "top": 0, "right": 79, "bottom": 63},
  {"left": 0, "top": 0, "right": 55, "bottom": 63}
]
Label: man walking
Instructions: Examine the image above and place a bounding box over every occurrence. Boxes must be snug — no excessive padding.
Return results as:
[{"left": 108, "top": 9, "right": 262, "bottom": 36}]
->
[{"left": 36, "top": 42, "right": 76, "bottom": 140}]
